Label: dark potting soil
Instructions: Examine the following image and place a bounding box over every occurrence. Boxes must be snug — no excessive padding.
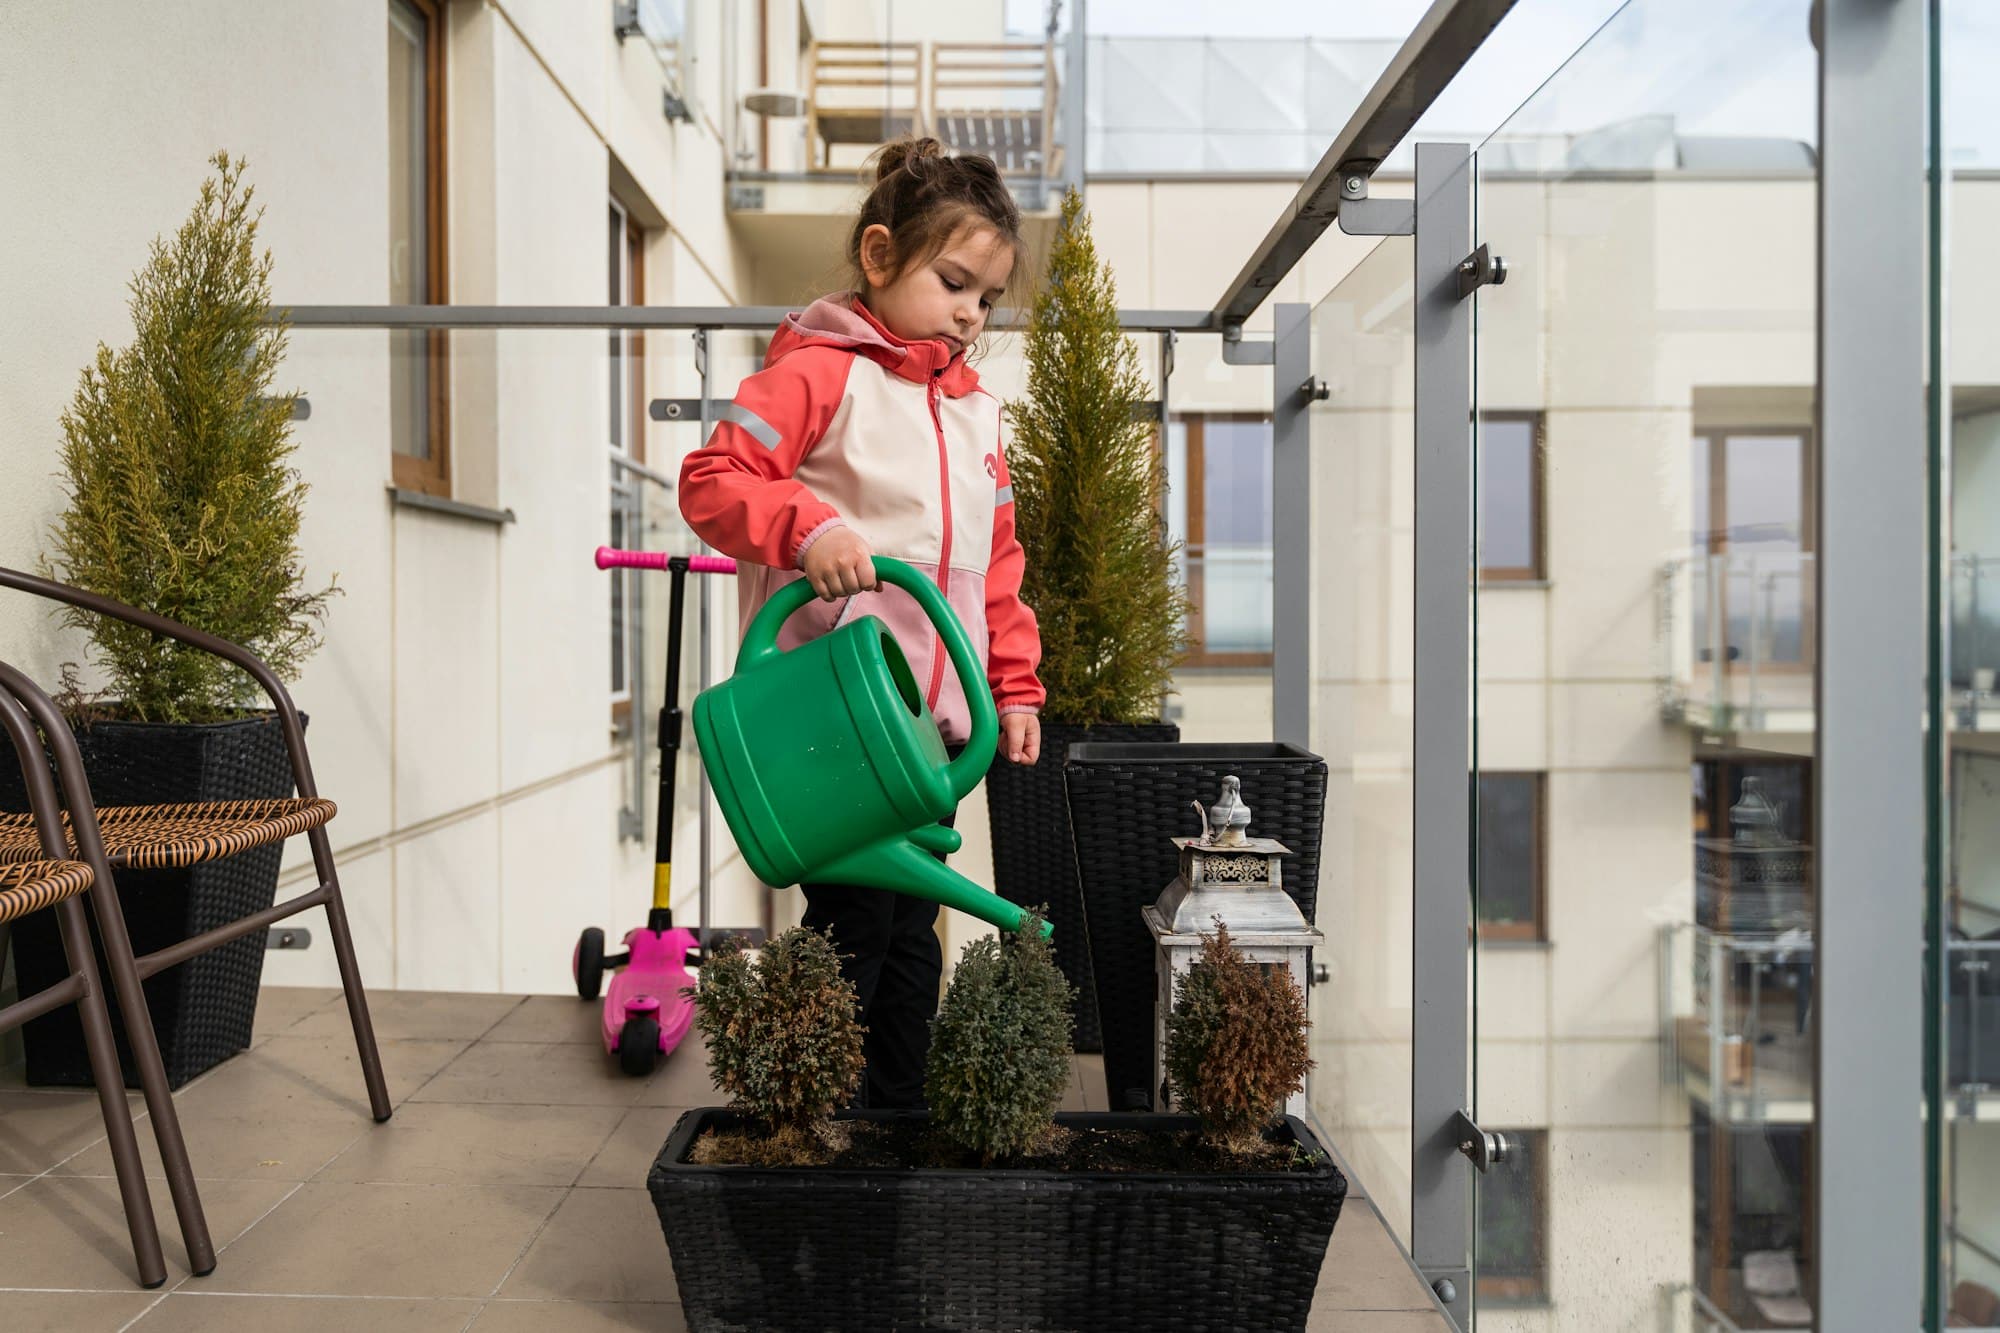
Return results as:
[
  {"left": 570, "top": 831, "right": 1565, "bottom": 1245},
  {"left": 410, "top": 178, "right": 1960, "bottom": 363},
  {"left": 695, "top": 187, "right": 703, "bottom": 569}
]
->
[{"left": 691, "top": 1119, "right": 1317, "bottom": 1174}]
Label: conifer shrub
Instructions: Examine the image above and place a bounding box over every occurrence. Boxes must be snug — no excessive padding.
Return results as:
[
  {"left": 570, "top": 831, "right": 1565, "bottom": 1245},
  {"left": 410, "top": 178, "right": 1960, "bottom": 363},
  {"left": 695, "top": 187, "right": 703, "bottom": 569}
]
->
[
  {"left": 925, "top": 908, "right": 1073, "bottom": 1164},
  {"left": 46, "top": 152, "right": 334, "bottom": 723},
  {"left": 1165, "top": 922, "right": 1313, "bottom": 1155},
  {"left": 1007, "top": 187, "right": 1188, "bottom": 723},
  {"left": 692, "top": 927, "right": 865, "bottom": 1162}
]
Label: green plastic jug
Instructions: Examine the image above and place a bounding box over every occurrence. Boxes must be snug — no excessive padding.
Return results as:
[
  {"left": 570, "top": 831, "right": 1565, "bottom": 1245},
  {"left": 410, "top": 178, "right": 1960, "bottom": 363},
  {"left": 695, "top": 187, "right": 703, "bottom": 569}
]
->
[{"left": 692, "top": 556, "right": 1048, "bottom": 936}]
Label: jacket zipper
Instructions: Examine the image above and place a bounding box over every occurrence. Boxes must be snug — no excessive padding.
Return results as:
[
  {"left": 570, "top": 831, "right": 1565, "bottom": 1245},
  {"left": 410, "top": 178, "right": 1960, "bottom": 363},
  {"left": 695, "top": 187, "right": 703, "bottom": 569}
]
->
[{"left": 926, "top": 372, "right": 952, "bottom": 712}]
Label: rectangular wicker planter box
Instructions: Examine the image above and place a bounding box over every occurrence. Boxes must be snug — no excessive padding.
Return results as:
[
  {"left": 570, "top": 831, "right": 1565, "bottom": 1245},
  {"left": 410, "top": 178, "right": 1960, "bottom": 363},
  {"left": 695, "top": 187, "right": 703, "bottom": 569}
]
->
[
  {"left": 1064, "top": 742, "right": 1328, "bottom": 1111},
  {"left": 0, "top": 712, "right": 298, "bottom": 1088},
  {"left": 648, "top": 1107, "right": 1347, "bottom": 1333}
]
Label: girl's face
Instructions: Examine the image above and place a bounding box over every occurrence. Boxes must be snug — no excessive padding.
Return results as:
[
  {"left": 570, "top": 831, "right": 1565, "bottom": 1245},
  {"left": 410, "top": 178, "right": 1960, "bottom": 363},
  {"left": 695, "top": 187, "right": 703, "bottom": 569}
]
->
[{"left": 857, "top": 221, "right": 1015, "bottom": 356}]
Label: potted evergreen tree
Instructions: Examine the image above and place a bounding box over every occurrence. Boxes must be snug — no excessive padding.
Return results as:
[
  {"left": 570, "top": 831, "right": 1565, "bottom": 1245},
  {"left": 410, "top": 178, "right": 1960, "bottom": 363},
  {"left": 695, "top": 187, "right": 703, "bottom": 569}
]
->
[
  {"left": 648, "top": 915, "right": 1346, "bottom": 1331},
  {"left": 989, "top": 186, "right": 1189, "bottom": 1051},
  {"left": 2, "top": 153, "right": 335, "bottom": 1087}
]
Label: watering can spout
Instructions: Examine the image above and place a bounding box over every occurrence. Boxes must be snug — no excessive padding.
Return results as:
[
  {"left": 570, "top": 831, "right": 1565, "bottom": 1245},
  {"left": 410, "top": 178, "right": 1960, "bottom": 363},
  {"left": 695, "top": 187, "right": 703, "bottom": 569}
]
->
[{"left": 816, "top": 834, "right": 1051, "bottom": 937}]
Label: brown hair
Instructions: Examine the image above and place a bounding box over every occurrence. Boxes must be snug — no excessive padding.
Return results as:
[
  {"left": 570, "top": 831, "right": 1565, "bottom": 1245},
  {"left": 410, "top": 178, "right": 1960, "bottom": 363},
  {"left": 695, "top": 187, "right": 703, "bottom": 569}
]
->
[{"left": 846, "top": 138, "right": 1028, "bottom": 298}]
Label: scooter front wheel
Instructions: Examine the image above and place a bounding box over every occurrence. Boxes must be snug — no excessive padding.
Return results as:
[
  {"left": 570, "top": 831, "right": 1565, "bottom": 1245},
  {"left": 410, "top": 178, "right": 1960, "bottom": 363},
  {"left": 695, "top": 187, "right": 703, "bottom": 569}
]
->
[
  {"left": 618, "top": 1014, "right": 661, "bottom": 1077},
  {"left": 574, "top": 927, "right": 606, "bottom": 1000}
]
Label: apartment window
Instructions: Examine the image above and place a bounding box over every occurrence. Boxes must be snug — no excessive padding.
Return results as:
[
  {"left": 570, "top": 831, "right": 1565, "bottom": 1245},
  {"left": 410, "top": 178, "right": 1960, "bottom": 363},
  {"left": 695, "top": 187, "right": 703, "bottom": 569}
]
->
[
  {"left": 1477, "top": 772, "right": 1545, "bottom": 942},
  {"left": 1479, "top": 412, "right": 1545, "bottom": 581},
  {"left": 609, "top": 198, "right": 646, "bottom": 723},
  {"left": 1691, "top": 427, "right": 1815, "bottom": 670},
  {"left": 1477, "top": 1128, "right": 1548, "bottom": 1304},
  {"left": 388, "top": 0, "right": 449, "bottom": 493},
  {"left": 1165, "top": 414, "right": 1273, "bottom": 667}
]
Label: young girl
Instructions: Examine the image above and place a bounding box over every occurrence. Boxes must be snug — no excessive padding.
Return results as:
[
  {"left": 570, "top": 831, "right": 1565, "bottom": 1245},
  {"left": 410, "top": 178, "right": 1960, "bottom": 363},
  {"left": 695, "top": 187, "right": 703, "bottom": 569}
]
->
[{"left": 678, "top": 138, "right": 1044, "bottom": 1109}]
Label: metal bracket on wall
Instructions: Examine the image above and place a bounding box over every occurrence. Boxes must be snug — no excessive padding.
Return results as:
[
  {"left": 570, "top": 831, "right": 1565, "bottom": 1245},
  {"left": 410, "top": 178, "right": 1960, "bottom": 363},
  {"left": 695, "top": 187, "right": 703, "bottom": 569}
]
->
[
  {"left": 1450, "top": 1108, "right": 1512, "bottom": 1173},
  {"left": 649, "top": 398, "right": 732, "bottom": 423},
  {"left": 1456, "top": 244, "right": 1509, "bottom": 300},
  {"left": 1220, "top": 325, "right": 1275, "bottom": 366},
  {"left": 1299, "top": 377, "right": 1331, "bottom": 403},
  {"left": 1335, "top": 171, "right": 1415, "bottom": 237},
  {"left": 265, "top": 927, "right": 312, "bottom": 951}
]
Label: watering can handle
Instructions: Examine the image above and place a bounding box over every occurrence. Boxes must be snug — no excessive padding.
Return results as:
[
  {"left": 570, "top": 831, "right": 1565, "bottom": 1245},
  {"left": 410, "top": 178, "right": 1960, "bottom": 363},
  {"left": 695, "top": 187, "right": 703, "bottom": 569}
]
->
[{"left": 737, "top": 557, "right": 999, "bottom": 800}]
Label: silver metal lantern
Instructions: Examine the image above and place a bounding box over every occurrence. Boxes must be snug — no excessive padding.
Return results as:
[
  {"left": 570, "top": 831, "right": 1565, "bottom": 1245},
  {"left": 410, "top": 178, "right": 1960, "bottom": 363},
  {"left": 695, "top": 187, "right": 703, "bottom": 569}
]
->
[{"left": 1142, "top": 776, "right": 1323, "bottom": 1117}]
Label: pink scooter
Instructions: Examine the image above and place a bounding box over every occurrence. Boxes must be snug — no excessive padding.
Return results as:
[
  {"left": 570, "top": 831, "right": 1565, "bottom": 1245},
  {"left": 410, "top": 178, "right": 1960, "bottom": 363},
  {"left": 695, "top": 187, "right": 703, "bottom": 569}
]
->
[{"left": 575, "top": 547, "right": 737, "bottom": 1075}]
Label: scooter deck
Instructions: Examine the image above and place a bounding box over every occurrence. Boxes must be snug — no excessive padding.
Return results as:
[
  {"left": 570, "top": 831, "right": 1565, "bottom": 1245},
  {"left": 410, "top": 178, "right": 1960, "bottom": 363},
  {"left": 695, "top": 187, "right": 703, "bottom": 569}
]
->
[{"left": 602, "top": 926, "right": 699, "bottom": 1055}]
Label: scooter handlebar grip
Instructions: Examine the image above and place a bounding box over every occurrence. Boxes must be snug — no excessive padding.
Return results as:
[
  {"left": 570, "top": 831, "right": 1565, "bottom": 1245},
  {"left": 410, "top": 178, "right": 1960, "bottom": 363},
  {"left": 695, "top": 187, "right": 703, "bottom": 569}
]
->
[
  {"left": 595, "top": 546, "right": 669, "bottom": 571},
  {"left": 687, "top": 555, "right": 738, "bottom": 575}
]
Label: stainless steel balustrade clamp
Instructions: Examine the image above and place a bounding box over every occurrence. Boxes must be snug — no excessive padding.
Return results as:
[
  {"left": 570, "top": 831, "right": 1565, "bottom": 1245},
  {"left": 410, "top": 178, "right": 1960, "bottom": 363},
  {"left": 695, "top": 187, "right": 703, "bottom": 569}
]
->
[
  {"left": 1449, "top": 1108, "right": 1512, "bottom": 1173},
  {"left": 1456, "top": 244, "right": 1509, "bottom": 299}
]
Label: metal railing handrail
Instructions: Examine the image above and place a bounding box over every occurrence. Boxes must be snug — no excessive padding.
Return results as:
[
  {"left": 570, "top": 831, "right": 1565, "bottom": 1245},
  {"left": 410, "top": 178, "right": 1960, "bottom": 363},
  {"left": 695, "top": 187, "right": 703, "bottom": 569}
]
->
[
  {"left": 274, "top": 303, "right": 1218, "bottom": 334},
  {"left": 1208, "top": 0, "right": 1519, "bottom": 332}
]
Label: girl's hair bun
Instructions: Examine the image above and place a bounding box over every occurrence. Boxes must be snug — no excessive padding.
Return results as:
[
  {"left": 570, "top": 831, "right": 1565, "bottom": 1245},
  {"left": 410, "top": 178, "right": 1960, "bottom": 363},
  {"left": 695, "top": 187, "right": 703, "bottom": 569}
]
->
[{"left": 873, "top": 136, "right": 947, "bottom": 185}]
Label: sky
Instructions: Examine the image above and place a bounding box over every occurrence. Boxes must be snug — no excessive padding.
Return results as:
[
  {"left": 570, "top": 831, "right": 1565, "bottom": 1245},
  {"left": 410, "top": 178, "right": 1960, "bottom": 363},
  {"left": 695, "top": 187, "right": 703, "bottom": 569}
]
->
[{"left": 994, "top": 0, "right": 1998, "bottom": 163}]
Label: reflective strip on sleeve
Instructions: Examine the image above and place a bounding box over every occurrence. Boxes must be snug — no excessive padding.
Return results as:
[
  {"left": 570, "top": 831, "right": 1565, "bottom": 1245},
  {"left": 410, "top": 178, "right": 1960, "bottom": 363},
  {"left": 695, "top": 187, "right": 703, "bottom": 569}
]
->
[{"left": 717, "top": 401, "right": 782, "bottom": 450}]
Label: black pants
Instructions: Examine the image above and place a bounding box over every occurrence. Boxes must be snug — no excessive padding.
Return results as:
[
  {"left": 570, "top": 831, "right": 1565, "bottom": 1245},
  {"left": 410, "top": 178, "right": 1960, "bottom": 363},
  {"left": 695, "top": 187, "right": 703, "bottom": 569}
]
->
[{"left": 801, "top": 808, "right": 955, "bottom": 1110}]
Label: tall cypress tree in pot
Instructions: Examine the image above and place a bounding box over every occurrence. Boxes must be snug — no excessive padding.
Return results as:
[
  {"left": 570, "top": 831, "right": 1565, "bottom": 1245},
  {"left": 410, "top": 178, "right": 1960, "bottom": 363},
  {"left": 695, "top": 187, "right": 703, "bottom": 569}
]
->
[
  {"left": 988, "top": 187, "right": 1189, "bottom": 1051},
  {"left": 3, "top": 154, "right": 337, "bottom": 1086}
]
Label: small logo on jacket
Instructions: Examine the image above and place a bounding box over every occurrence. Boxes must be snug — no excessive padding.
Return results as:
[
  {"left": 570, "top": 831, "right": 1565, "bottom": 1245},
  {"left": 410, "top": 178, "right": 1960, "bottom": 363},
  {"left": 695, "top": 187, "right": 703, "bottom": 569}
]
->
[{"left": 983, "top": 453, "right": 999, "bottom": 479}]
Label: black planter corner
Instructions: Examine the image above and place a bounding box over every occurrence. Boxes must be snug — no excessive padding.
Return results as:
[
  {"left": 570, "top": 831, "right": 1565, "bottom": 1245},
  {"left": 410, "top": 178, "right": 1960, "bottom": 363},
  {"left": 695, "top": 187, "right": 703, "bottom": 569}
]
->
[
  {"left": 1064, "top": 741, "right": 1328, "bottom": 1111},
  {"left": 985, "top": 720, "right": 1178, "bottom": 1052},
  {"left": 0, "top": 711, "right": 300, "bottom": 1089}
]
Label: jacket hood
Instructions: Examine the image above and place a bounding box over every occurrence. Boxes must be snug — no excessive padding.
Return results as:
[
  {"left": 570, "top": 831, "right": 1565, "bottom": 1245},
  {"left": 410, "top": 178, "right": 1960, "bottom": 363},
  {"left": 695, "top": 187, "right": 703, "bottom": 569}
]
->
[{"left": 768, "top": 292, "right": 983, "bottom": 396}]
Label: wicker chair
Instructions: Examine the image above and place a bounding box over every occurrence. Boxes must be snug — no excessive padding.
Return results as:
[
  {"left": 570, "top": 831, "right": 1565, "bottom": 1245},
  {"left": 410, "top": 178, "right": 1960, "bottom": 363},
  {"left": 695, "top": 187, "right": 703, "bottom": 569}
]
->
[
  {"left": 0, "top": 672, "right": 213, "bottom": 1286},
  {"left": 0, "top": 567, "right": 390, "bottom": 1123}
]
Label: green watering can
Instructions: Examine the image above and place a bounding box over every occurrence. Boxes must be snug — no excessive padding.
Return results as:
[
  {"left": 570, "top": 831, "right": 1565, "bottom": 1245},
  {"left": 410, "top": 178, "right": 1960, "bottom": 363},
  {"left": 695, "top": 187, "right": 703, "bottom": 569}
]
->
[{"left": 692, "top": 556, "right": 1049, "bottom": 936}]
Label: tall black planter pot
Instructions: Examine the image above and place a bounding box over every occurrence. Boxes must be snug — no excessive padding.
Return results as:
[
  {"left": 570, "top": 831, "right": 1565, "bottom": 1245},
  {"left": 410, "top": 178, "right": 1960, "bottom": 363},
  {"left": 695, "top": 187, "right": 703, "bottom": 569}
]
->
[
  {"left": 985, "top": 721, "right": 1177, "bottom": 1053},
  {"left": 1065, "top": 741, "right": 1328, "bottom": 1111},
  {"left": 0, "top": 712, "right": 300, "bottom": 1089}
]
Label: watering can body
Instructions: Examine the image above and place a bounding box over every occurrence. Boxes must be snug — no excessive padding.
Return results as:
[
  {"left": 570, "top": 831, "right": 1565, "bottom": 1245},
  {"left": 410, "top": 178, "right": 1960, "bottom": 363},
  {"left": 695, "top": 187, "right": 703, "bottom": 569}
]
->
[{"left": 692, "top": 556, "right": 1047, "bottom": 936}]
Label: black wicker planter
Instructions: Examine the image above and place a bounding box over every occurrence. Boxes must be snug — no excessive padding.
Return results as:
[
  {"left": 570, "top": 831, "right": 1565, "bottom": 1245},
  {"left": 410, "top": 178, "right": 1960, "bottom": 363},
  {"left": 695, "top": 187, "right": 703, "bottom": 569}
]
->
[
  {"left": 648, "top": 1107, "right": 1346, "bottom": 1333},
  {"left": 1065, "top": 742, "right": 1328, "bottom": 1111},
  {"left": 984, "top": 721, "right": 1177, "bottom": 1052},
  {"left": 0, "top": 712, "right": 299, "bottom": 1089}
]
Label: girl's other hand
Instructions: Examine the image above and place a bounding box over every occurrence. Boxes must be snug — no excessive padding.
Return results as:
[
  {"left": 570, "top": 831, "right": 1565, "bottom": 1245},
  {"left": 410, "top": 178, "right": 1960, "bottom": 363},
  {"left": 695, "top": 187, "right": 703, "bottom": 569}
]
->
[
  {"left": 802, "top": 527, "right": 877, "bottom": 600},
  {"left": 1000, "top": 712, "right": 1040, "bottom": 765}
]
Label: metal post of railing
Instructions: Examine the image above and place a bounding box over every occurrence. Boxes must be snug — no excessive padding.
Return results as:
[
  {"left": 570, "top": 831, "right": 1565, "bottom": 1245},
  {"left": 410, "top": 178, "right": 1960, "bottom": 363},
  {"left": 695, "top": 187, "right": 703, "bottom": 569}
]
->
[
  {"left": 1409, "top": 140, "right": 1474, "bottom": 1326},
  {"left": 1814, "top": 0, "right": 1926, "bottom": 1324},
  {"left": 695, "top": 328, "right": 715, "bottom": 953},
  {"left": 1272, "top": 304, "right": 1312, "bottom": 746},
  {"left": 1060, "top": 0, "right": 1087, "bottom": 199}
]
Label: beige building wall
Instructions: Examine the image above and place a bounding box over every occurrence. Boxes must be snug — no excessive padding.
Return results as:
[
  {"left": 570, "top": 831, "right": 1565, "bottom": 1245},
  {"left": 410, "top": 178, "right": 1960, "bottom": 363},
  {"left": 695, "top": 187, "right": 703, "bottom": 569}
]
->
[{"left": 0, "top": 4, "right": 1324, "bottom": 1001}]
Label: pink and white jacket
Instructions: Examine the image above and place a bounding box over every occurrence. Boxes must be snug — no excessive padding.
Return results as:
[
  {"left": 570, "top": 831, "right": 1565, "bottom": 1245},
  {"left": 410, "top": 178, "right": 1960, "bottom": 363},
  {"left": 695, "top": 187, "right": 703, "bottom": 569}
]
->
[{"left": 678, "top": 293, "right": 1045, "bottom": 744}]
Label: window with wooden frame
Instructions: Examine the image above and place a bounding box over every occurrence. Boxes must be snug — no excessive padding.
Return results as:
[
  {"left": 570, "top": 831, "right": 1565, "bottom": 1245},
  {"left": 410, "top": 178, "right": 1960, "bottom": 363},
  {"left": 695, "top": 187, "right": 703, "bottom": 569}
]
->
[
  {"left": 609, "top": 197, "right": 647, "bottom": 728},
  {"left": 1477, "top": 1128, "right": 1548, "bottom": 1304},
  {"left": 1165, "top": 413, "right": 1273, "bottom": 668},
  {"left": 1691, "top": 426, "right": 1816, "bottom": 672},
  {"left": 387, "top": 0, "right": 449, "bottom": 494},
  {"left": 1476, "top": 771, "right": 1546, "bottom": 942},
  {"left": 1478, "top": 411, "right": 1545, "bottom": 582}
]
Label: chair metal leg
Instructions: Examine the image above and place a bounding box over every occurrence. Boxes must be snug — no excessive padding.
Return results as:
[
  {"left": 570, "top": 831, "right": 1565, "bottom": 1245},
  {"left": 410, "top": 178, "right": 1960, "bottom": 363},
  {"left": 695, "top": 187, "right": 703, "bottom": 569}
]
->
[
  {"left": 308, "top": 823, "right": 391, "bottom": 1122},
  {"left": 54, "top": 895, "right": 168, "bottom": 1289},
  {"left": 78, "top": 856, "right": 216, "bottom": 1277}
]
